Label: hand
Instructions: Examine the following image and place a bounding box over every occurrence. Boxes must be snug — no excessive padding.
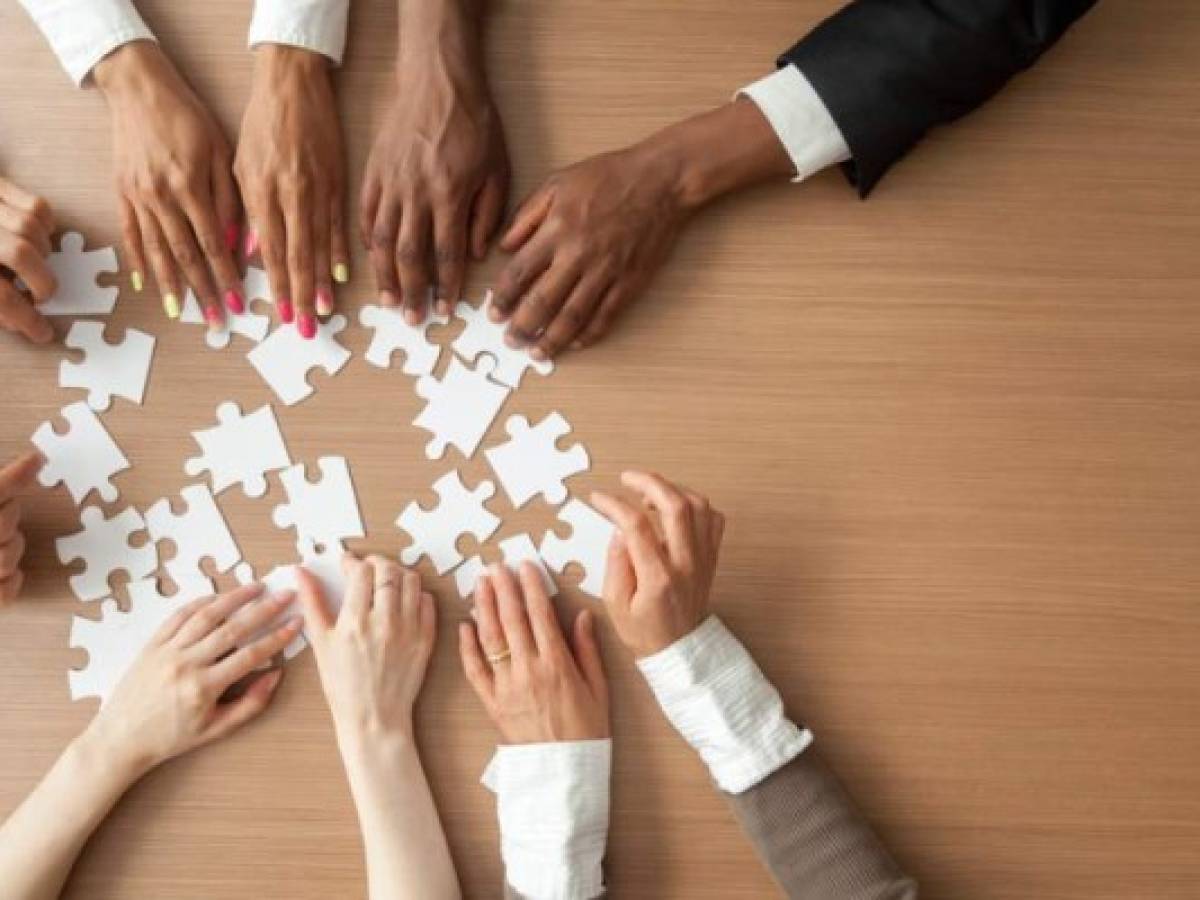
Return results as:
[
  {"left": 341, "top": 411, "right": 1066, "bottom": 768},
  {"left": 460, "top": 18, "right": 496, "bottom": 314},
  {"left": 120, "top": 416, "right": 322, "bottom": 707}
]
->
[
  {"left": 0, "top": 452, "right": 42, "bottom": 606},
  {"left": 459, "top": 562, "right": 608, "bottom": 743},
  {"left": 84, "top": 585, "right": 301, "bottom": 776},
  {"left": 592, "top": 471, "right": 726, "bottom": 659},
  {"left": 361, "top": 9, "right": 508, "bottom": 324},
  {"left": 235, "top": 45, "right": 349, "bottom": 339},
  {"left": 298, "top": 554, "right": 436, "bottom": 743},
  {"left": 94, "top": 41, "right": 243, "bottom": 328},
  {"left": 0, "top": 177, "right": 55, "bottom": 343}
]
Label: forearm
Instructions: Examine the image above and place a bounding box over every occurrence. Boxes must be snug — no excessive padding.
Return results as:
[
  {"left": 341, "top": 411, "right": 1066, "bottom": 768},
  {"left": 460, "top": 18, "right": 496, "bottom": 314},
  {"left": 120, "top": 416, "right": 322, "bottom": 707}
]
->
[
  {"left": 338, "top": 730, "right": 460, "bottom": 900},
  {"left": 398, "top": 0, "right": 486, "bottom": 65},
  {"left": 0, "top": 724, "right": 144, "bottom": 900}
]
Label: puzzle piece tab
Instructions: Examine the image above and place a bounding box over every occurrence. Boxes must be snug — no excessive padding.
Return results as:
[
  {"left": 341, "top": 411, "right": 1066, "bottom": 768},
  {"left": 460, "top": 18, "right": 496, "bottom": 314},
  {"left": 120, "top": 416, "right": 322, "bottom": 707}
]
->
[
  {"left": 185, "top": 402, "right": 291, "bottom": 498},
  {"left": 484, "top": 412, "right": 590, "bottom": 509},
  {"left": 60, "top": 321, "right": 155, "bottom": 411},
  {"left": 272, "top": 456, "right": 364, "bottom": 551},
  {"left": 413, "top": 356, "right": 510, "bottom": 460},
  {"left": 181, "top": 267, "right": 272, "bottom": 349},
  {"left": 359, "top": 304, "right": 446, "bottom": 375},
  {"left": 397, "top": 471, "right": 501, "bottom": 574},
  {"left": 248, "top": 314, "right": 351, "bottom": 406},
  {"left": 38, "top": 232, "right": 120, "bottom": 316},
  {"left": 453, "top": 532, "right": 558, "bottom": 600},
  {"left": 539, "top": 499, "right": 615, "bottom": 599},
  {"left": 32, "top": 401, "right": 129, "bottom": 504},
  {"left": 56, "top": 506, "right": 158, "bottom": 602},
  {"left": 452, "top": 293, "right": 554, "bottom": 388},
  {"left": 146, "top": 484, "right": 241, "bottom": 587}
]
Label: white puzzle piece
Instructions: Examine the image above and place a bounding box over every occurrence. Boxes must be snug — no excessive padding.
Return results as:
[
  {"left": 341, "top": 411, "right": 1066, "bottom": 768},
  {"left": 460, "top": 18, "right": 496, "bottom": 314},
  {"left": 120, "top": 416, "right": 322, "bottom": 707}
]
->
[
  {"left": 181, "top": 268, "right": 272, "bottom": 349},
  {"left": 452, "top": 293, "right": 554, "bottom": 388},
  {"left": 413, "top": 356, "right": 510, "bottom": 460},
  {"left": 56, "top": 506, "right": 158, "bottom": 602},
  {"left": 258, "top": 540, "right": 349, "bottom": 659},
  {"left": 539, "top": 499, "right": 616, "bottom": 599},
  {"left": 59, "top": 321, "right": 155, "bottom": 411},
  {"left": 38, "top": 232, "right": 120, "bottom": 316},
  {"left": 146, "top": 484, "right": 241, "bottom": 587},
  {"left": 453, "top": 532, "right": 558, "bottom": 601},
  {"left": 248, "top": 314, "right": 351, "bottom": 405},
  {"left": 32, "top": 401, "right": 129, "bottom": 504},
  {"left": 69, "top": 576, "right": 214, "bottom": 704},
  {"left": 397, "top": 471, "right": 501, "bottom": 574},
  {"left": 484, "top": 412, "right": 590, "bottom": 509},
  {"left": 185, "top": 402, "right": 291, "bottom": 498},
  {"left": 271, "top": 456, "right": 365, "bottom": 551},
  {"left": 359, "top": 304, "right": 446, "bottom": 375}
]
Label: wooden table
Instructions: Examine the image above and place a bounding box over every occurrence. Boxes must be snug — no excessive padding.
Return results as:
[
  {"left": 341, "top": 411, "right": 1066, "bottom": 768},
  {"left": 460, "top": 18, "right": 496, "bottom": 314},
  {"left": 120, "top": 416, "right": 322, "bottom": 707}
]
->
[{"left": 1, "top": 2, "right": 1197, "bottom": 897}]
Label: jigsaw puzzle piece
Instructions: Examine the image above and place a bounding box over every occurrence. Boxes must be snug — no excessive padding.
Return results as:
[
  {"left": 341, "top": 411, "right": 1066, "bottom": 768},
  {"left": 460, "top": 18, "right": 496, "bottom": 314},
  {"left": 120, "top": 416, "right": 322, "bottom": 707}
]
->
[
  {"left": 451, "top": 293, "right": 554, "bottom": 388},
  {"left": 257, "top": 539, "right": 350, "bottom": 659},
  {"left": 145, "top": 484, "right": 241, "bottom": 587},
  {"left": 181, "top": 268, "right": 272, "bottom": 349},
  {"left": 59, "top": 321, "right": 155, "bottom": 411},
  {"left": 453, "top": 532, "right": 558, "bottom": 600},
  {"left": 248, "top": 314, "right": 351, "bottom": 405},
  {"left": 38, "top": 231, "right": 120, "bottom": 316},
  {"left": 413, "top": 356, "right": 510, "bottom": 460},
  {"left": 32, "top": 401, "right": 129, "bottom": 504},
  {"left": 185, "top": 401, "right": 291, "bottom": 497},
  {"left": 397, "top": 471, "right": 501, "bottom": 574},
  {"left": 56, "top": 505, "right": 158, "bottom": 602},
  {"left": 271, "top": 456, "right": 364, "bottom": 551},
  {"left": 539, "top": 499, "right": 615, "bottom": 599},
  {"left": 359, "top": 304, "right": 446, "bottom": 375},
  {"left": 484, "top": 412, "right": 590, "bottom": 509}
]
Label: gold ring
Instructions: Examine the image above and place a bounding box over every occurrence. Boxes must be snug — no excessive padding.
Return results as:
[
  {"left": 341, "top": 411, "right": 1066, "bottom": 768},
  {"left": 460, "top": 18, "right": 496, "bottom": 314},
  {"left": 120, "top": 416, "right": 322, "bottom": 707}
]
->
[
  {"left": 486, "top": 647, "right": 512, "bottom": 665},
  {"left": 375, "top": 578, "right": 401, "bottom": 592}
]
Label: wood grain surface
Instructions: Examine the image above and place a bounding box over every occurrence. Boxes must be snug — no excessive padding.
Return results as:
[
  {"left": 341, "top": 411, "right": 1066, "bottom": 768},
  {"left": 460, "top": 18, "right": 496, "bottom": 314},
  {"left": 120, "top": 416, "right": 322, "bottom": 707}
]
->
[{"left": 1, "top": 2, "right": 1198, "bottom": 898}]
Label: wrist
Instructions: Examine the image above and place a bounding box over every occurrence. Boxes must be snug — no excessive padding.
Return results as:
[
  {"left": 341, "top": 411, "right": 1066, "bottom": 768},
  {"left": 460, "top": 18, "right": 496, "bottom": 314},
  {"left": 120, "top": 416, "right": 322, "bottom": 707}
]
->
[
  {"left": 398, "top": 0, "right": 484, "bottom": 72},
  {"left": 93, "top": 40, "right": 167, "bottom": 98},
  {"left": 72, "top": 718, "right": 155, "bottom": 787},
  {"left": 253, "top": 44, "right": 329, "bottom": 85},
  {"left": 334, "top": 717, "right": 416, "bottom": 765}
]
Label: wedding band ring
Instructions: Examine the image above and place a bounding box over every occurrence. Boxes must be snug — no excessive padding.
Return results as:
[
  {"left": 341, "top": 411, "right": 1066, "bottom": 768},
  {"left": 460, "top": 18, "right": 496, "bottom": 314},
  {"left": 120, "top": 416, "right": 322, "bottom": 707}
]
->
[
  {"left": 375, "top": 577, "right": 401, "bottom": 592},
  {"left": 486, "top": 648, "right": 512, "bottom": 665}
]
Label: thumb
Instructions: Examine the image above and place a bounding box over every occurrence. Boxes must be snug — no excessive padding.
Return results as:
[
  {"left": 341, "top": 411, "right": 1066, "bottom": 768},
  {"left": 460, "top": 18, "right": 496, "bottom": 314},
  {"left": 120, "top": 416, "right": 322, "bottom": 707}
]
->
[
  {"left": 499, "top": 186, "right": 552, "bottom": 253},
  {"left": 0, "top": 450, "right": 45, "bottom": 504},
  {"left": 601, "top": 533, "right": 636, "bottom": 616},
  {"left": 571, "top": 609, "right": 608, "bottom": 704}
]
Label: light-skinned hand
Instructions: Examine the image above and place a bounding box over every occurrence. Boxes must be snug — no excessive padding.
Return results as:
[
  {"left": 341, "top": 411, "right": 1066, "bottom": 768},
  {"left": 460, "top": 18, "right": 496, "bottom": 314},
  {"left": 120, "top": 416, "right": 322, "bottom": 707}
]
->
[
  {"left": 0, "top": 451, "right": 43, "bottom": 607},
  {"left": 0, "top": 177, "right": 55, "bottom": 343}
]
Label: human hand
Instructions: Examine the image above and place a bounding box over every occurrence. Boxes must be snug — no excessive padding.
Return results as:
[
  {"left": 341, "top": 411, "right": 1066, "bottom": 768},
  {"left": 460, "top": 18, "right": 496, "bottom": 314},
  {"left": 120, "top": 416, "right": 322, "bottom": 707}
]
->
[
  {"left": 592, "top": 471, "right": 726, "bottom": 659},
  {"left": 93, "top": 41, "right": 243, "bottom": 329},
  {"left": 460, "top": 562, "right": 608, "bottom": 743},
  {"left": 236, "top": 45, "right": 348, "bottom": 339},
  {"left": 0, "top": 177, "right": 55, "bottom": 343},
  {"left": 360, "top": 11, "right": 508, "bottom": 324},
  {"left": 298, "top": 554, "right": 436, "bottom": 744},
  {"left": 83, "top": 584, "right": 300, "bottom": 776},
  {"left": 0, "top": 452, "right": 42, "bottom": 607}
]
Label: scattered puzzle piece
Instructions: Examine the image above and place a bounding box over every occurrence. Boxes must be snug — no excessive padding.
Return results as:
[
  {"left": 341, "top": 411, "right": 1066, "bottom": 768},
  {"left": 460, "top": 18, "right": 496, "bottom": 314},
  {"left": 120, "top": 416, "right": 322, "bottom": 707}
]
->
[
  {"left": 413, "top": 356, "right": 510, "bottom": 460},
  {"left": 185, "top": 402, "right": 291, "bottom": 498},
  {"left": 453, "top": 532, "right": 558, "bottom": 600},
  {"left": 272, "top": 456, "right": 364, "bottom": 551},
  {"left": 539, "top": 499, "right": 615, "bottom": 599},
  {"left": 38, "top": 232, "right": 120, "bottom": 316},
  {"left": 146, "top": 484, "right": 241, "bottom": 588},
  {"left": 59, "top": 321, "right": 155, "bottom": 411},
  {"left": 452, "top": 293, "right": 553, "bottom": 388},
  {"left": 181, "top": 267, "right": 272, "bottom": 349},
  {"left": 257, "top": 539, "right": 349, "bottom": 659},
  {"left": 32, "top": 401, "right": 129, "bottom": 504},
  {"left": 485, "top": 412, "right": 590, "bottom": 508},
  {"left": 397, "top": 471, "right": 501, "bottom": 574},
  {"left": 248, "top": 314, "right": 351, "bottom": 405},
  {"left": 359, "top": 304, "right": 446, "bottom": 375},
  {"left": 56, "top": 505, "right": 157, "bottom": 602}
]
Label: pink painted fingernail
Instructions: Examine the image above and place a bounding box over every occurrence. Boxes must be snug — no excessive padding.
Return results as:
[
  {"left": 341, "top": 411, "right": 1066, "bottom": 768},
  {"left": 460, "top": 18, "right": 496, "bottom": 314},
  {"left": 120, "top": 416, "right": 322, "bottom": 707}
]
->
[
  {"left": 204, "top": 305, "right": 224, "bottom": 331},
  {"left": 315, "top": 287, "right": 334, "bottom": 317},
  {"left": 298, "top": 314, "right": 317, "bottom": 340},
  {"left": 225, "top": 289, "right": 245, "bottom": 315},
  {"left": 244, "top": 228, "right": 259, "bottom": 258},
  {"left": 277, "top": 296, "right": 294, "bottom": 324},
  {"left": 224, "top": 222, "right": 240, "bottom": 253}
]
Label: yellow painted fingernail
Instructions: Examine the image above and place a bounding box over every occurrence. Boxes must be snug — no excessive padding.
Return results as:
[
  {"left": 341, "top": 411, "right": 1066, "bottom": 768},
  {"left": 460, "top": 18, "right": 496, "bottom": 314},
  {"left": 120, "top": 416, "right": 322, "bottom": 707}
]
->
[
  {"left": 163, "top": 292, "right": 181, "bottom": 319},
  {"left": 333, "top": 262, "right": 349, "bottom": 284},
  {"left": 131, "top": 270, "right": 144, "bottom": 293}
]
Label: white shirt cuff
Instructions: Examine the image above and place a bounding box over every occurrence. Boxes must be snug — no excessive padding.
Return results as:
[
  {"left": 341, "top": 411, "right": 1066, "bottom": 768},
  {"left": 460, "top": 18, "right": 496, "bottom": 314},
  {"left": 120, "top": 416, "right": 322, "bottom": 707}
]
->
[
  {"left": 482, "top": 740, "right": 611, "bottom": 900},
  {"left": 248, "top": 0, "right": 349, "bottom": 65},
  {"left": 637, "top": 616, "right": 813, "bottom": 794},
  {"left": 18, "top": 0, "right": 156, "bottom": 85},
  {"left": 738, "top": 64, "right": 851, "bottom": 184}
]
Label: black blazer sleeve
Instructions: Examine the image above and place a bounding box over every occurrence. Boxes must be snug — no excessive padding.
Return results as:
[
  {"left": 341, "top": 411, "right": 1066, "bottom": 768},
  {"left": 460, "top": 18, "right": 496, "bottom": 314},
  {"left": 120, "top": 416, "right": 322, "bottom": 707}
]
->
[{"left": 781, "top": 0, "right": 1099, "bottom": 196}]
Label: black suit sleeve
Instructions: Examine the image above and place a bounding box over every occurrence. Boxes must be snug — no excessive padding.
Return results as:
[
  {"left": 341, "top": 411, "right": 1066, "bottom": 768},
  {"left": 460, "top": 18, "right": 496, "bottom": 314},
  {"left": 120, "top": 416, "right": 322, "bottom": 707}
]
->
[{"left": 781, "top": 0, "right": 1099, "bottom": 196}]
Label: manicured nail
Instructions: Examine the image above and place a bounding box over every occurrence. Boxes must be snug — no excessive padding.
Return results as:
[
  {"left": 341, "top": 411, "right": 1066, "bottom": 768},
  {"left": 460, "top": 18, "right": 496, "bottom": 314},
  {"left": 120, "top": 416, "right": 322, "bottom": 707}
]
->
[
  {"left": 131, "top": 270, "right": 144, "bottom": 293},
  {"left": 224, "top": 222, "right": 240, "bottom": 253},
  {"left": 225, "top": 289, "right": 245, "bottom": 315},
  {"left": 277, "top": 296, "right": 294, "bottom": 324},
  {"left": 529, "top": 346, "right": 547, "bottom": 362},
  {"left": 315, "top": 287, "right": 334, "bottom": 317},
  {"left": 380, "top": 289, "right": 398, "bottom": 308},
  {"left": 404, "top": 307, "right": 425, "bottom": 327},
  {"left": 298, "top": 314, "right": 317, "bottom": 340},
  {"left": 332, "top": 262, "right": 349, "bottom": 284},
  {"left": 244, "top": 228, "right": 259, "bottom": 258},
  {"left": 163, "top": 292, "right": 181, "bottom": 319},
  {"left": 204, "top": 305, "right": 224, "bottom": 331}
]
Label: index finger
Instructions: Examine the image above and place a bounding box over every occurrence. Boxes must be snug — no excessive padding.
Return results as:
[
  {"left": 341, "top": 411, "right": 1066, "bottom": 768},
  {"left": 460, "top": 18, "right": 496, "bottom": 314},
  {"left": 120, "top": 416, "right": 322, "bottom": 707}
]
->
[
  {"left": 0, "top": 451, "right": 45, "bottom": 504},
  {"left": 518, "top": 561, "right": 568, "bottom": 660},
  {"left": 0, "top": 178, "right": 54, "bottom": 232},
  {"left": 619, "top": 470, "right": 696, "bottom": 571},
  {"left": 0, "top": 279, "right": 53, "bottom": 344}
]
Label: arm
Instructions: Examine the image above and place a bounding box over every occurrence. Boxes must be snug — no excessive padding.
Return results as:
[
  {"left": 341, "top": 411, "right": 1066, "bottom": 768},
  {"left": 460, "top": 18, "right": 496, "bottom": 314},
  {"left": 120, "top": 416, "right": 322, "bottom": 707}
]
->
[
  {"left": 459, "top": 562, "right": 611, "bottom": 900},
  {"left": 0, "top": 585, "right": 300, "bottom": 899},
  {"left": 593, "top": 471, "right": 917, "bottom": 899},
  {"left": 0, "top": 453, "right": 43, "bottom": 605},
  {"left": 297, "top": 554, "right": 459, "bottom": 900},
  {"left": 360, "top": 0, "right": 509, "bottom": 325}
]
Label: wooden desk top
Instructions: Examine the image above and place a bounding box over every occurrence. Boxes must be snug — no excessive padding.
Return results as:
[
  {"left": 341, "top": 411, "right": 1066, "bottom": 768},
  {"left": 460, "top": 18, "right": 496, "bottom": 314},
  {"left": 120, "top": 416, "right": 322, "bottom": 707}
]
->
[{"left": 1, "top": 2, "right": 1198, "bottom": 898}]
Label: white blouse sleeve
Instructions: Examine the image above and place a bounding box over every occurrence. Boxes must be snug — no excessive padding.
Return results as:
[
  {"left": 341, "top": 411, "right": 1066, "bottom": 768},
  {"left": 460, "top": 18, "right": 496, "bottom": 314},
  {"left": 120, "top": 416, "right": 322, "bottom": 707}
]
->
[
  {"left": 247, "top": 0, "right": 350, "bottom": 64},
  {"left": 17, "top": 0, "right": 156, "bottom": 86}
]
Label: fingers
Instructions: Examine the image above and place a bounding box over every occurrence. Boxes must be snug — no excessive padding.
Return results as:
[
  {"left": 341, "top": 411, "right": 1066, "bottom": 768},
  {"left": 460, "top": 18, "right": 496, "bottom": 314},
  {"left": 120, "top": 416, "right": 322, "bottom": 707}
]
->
[
  {"left": 0, "top": 279, "right": 51, "bottom": 344},
  {"left": 590, "top": 490, "right": 669, "bottom": 584},
  {"left": 505, "top": 262, "right": 579, "bottom": 351},
  {"left": 433, "top": 198, "right": 470, "bottom": 316},
  {"left": 296, "top": 565, "right": 335, "bottom": 638},
  {"left": 0, "top": 231, "right": 56, "bottom": 303},
  {"left": 283, "top": 182, "right": 317, "bottom": 337},
  {"left": 472, "top": 575, "right": 508, "bottom": 662},
  {"left": 620, "top": 470, "right": 696, "bottom": 572},
  {"left": 0, "top": 178, "right": 54, "bottom": 235},
  {"left": 179, "top": 186, "right": 243, "bottom": 317},
  {"left": 0, "top": 571, "right": 24, "bottom": 607},
  {"left": 489, "top": 563, "right": 537, "bottom": 661},
  {"left": 136, "top": 206, "right": 183, "bottom": 320},
  {"left": 0, "top": 202, "right": 52, "bottom": 256},
  {"left": 199, "top": 668, "right": 284, "bottom": 744},
  {"left": 173, "top": 584, "right": 264, "bottom": 647},
  {"left": 575, "top": 279, "right": 636, "bottom": 349},
  {"left": 340, "top": 552, "right": 373, "bottom": 626},
  {"left": 119, "top": 198, "right": 147, "bottom": 295},
  {"left": 208, "top": 616, "right": 303, "bottom": 687},
  {"left": 150, "top": 595, "right": 215, "bottom": 645},
  {"left": 190, "top": 590, "right": 294, "bottom": 663},
  {"left": 313, "top": 197, "right": 334, "bottom": 318},
  {"left": 155, "top": 198, "right": 223, "bottom": 327},
  {"left": 518, "top": 561, "right": 567, "bottom": 659},
  {"left": 396, "top": 204, "right": 432, "bottom": 325},
  {"left": 459, "top": 620, "right": 495, "bottom": 704},
  {"left": 0, "top": 451, "right": 45, "bottom": 504},
  {"left": 601, "top": 532, "right": 637, "bottom": 609},
  {"left": 571, "top": 609, "right": 607, "bottom": 703},
  {"left": 210, "top": 150, "right": 244, "bottom": 265},
  {"left": 259, "top": 192, "right": 294, "bottom": 325},
  {"left": 367, "top": 191, "right": 401, "bottom": 308},
  {"left": 330, "top": 191, "right": 350, "bottom": 288},
  {"left": 491, "top": 235, "right": 553, "bottom": 324},
  {"left": 0, "top": 531, "right": 26, "bottom": 575},
  {"left": 532, "top": 269, "right": 610, "bottom": 361},
  {"left": 469, "top": 173, "right": 507, "bottom": 261},
  {"left": 499, "top": 185, "right": 552, "bottom": 254}
]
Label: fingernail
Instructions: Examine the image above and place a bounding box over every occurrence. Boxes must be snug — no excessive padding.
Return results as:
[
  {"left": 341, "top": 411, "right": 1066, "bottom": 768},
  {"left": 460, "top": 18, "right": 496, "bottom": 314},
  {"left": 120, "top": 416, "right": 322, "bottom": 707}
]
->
[
  {"left": 404, "top": 307, "right": 424, "bottom": 327},
  {"left": 163, "top": 292, "right": 181, "bottom": 319},
  {"left": 131, "top": 270, "right": 144, "bottom": 293},
  {"left": 504, "top": 330, "right": 524, "bottom": 349},
  {"left": 529, "top": 346, "right": 547, "bottom": 362},
  {"left": 244, "top": 228, "right": 259, "bottom": 258},
  {"left": 277, "top": 297, "right": 294, "bottom": 324},
  {"left": 380, "top": 290, "right": 398, "bottom": 308},
  {"left": 488, "top": 304, "right": 505, "bottom": 323},
  {"left": 332, "top": 262, "right": 349, "bottom": 284},
  {"left": 315, "top": 287, "right": 334, "bottom": 317},
  {"left": 224, "top": 222, "right": 240, "bottom": 253},
  {"left": 435, "top": 299, "right": 451, "bottom": 317},
  {"left": 298, "top": 314, "right": 317, "bottom": 340},
  {"left": 204, "top": 305, "right": 224, "bottom": 331},
  {"left": 225, "top": 289, "right": 245, "bottom": 315}
]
